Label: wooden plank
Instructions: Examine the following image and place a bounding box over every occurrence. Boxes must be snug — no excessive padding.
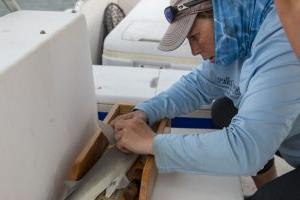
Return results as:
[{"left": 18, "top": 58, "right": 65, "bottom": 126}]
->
[
  {"left": 68, "top": 104, "right": 124, "bottom": 180},
  {"left": 67, "top": 104, "right": 170, "bottom": 199},
  {"left": 139, "top": 157, "right": 157, "bottom": 200},
  {"left": 68, "top": 132, "right": 109, "bottom": 180},
  {"left": 139, "top": 119, "right": 170, "bottom": 200},
  {"left": 104, "top": 104, "right": 121, "bottom": 123},
  {"left": 119, "top": 104, "right": 134, "bottom": 115}
]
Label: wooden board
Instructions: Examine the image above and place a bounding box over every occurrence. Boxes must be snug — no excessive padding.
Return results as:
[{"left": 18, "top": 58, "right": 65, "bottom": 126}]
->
[
  {"left": 67, "top": 104, "right": 170, "bottom": 199},
  {"left": 139, "top": 120, "right": 170, "bottom": 200},
  {"left": 68, "top": 104, "right": 125, "bottom": 180}
]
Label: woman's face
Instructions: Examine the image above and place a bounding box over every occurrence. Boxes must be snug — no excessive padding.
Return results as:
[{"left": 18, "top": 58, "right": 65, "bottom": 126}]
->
[
  {"left": 187, "top": 17, "right": 215, "bottom": 63},
  {"left": 275, "top": 0, "right": 300, "bottom": 58}
]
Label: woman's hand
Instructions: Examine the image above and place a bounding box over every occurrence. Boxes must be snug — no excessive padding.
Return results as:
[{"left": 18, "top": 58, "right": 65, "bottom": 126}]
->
[
  {"left": 110, "top": 110, "right": 148, "bottom": 126},
  {"left": 112, "top": 117, "right": 155, "bottom": 155}
]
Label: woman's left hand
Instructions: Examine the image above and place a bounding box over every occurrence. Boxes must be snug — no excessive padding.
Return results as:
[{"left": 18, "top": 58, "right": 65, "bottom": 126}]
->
[{"left": 112, "top": 117, "right": 155, "bottom": 155}]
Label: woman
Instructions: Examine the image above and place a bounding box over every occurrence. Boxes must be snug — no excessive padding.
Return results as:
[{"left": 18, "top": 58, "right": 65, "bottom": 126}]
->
[{"left": 112, "top": 0, "right": 300, "bottom": 199}]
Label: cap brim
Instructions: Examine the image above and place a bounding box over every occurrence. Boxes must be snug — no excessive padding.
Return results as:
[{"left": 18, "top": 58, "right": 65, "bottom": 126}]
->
[{"left": 158, "top": 14, "right": 197, "bottom": 51}]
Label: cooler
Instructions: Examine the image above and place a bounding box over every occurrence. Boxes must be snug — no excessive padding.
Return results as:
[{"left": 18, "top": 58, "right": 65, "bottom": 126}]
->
[
  {"left": 156, "top": 68, "right": 190, "bottom": 94},
  {"left": 102, "top": 0, "right": 202, "bottom": 70},
  {"left": 93, "top": 65, "right": 160, "bottom": 112},
  {"left": 93, "top": 65, "right": 211, "bottom": 123}
]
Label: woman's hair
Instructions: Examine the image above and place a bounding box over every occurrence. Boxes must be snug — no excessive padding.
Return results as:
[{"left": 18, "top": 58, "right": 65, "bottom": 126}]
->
[
  {"left": 197, "top": 0, "right": 213, "bottom": 19},
  {"left": 197, "top": 10, "right": 213, "bottom": 19}
]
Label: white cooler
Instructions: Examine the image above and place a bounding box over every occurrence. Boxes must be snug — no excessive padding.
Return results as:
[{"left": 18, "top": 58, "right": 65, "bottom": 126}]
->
[
  {"left": 157, "top": 68, "right": 190, "bottom": 93},
  {"left": 93, "top": 65, "right": 160, "bottom": 112},
  {"left": 102, "top": 0, "right": 202, "bottom": 70},
  {"left": 94, "top": 65, "right": 211, "bottom": 118},
  {"left": 93, "top": 66, "right": 191, "bottom": 111}
]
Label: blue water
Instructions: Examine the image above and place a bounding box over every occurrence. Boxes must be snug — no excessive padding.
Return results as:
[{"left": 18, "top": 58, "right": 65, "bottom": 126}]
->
[{"left": 0, "top": 0, "right": 77, "bottom": 17}]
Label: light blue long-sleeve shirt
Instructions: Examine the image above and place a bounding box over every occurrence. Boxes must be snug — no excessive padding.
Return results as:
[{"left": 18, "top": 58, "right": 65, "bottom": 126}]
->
[{"left": 136, "top": 7, "right": 300, "bottom": 176}]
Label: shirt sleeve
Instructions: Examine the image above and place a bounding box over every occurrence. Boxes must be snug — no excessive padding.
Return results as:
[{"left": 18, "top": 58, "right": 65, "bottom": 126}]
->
[
  {"left": 153, "top": 62, "right": 300, "bottom": 175},
  {"left": 152, "top": 9, "right": 300, "bottom": 175},
  {"left": 135, "top": 63, "right": 224, "bottom": 125}
]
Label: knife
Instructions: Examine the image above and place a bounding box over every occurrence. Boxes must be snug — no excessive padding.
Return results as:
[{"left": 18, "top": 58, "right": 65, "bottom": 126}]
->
[
  {"left": 65, "top": 147, "right": 137, "bottom": 200},
  {"left": 64, "top": 121, "right": 136, "bottom": 199},
  {"left": 98, "top": 120, "right": 116, "bottom": 145}
]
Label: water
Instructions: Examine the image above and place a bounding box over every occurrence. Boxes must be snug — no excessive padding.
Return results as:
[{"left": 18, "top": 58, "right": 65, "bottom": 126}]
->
[{"left": 0, "top": 0, "right": 77, "bottom": 17}]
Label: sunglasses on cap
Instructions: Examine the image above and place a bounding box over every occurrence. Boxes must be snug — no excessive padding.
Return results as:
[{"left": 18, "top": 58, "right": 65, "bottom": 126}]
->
[{"left": 164, "top": 0, "right": 209, "bottom": 23}]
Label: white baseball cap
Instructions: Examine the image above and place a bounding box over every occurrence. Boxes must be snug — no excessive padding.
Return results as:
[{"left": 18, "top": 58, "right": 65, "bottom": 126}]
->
[{"left": 159, "top": 0, "right": 213, "bottom": 51}]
